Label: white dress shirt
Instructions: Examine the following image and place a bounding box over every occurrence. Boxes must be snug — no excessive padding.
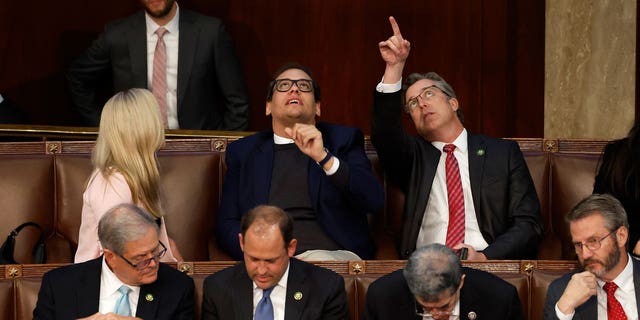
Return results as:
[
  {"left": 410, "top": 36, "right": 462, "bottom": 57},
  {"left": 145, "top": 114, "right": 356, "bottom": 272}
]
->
[
  {"left": 252, "top": 263, "right": 290, "bottom": 320},
  {"left": 145, "top": 6, "right": 180, "bottom": 129},
  {"left": 98, "top": 258, "right": 141, "bottom": 315}
]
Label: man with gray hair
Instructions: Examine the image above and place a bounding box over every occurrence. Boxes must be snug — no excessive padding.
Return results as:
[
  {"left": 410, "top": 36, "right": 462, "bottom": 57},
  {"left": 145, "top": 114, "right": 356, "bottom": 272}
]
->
[
  {"left": 365, "top": 243, "right": 522, "bottom": 320},
  {"left": 33, "top": 203, "right": 195, "bottom": 319},
  {"left": 544, "top": 194, "right": 640, "bottom": 319}
]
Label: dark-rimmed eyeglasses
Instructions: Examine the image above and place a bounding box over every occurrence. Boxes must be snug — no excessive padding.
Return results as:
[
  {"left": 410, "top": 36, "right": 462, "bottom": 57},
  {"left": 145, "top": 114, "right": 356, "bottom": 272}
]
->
[
  {"left": 572, "top": 229, "right": 618, "bottom": 253},
  {"left": 414, "top": 289, "right": 460, "bottom": 319},
  {"left": 118, "top": 241, "right": 167, "bottom": 270},
  {"left": 273, "top": 79, "right": 313, "bottom": 92},
  {"left": 405, "top": 85, "right": 451, "bottom": 113}
]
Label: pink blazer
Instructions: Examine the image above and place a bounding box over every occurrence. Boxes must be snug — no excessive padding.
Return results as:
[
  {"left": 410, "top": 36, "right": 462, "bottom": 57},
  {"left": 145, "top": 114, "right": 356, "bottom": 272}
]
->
[{"left": 74, "top": 169, "right": 177, "bottom": 263}]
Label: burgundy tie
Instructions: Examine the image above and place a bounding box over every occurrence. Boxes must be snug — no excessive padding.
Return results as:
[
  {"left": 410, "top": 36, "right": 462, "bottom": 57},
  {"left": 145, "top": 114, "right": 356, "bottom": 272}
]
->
[
  {"left": 443, "top": 144, "right": 465, "bottom": 248},
  {"left": 603, "top": 282, "right": 628, "bottom": 320},
  {"left": 152, "top": 27, "right": 168, "bottom": 127}
]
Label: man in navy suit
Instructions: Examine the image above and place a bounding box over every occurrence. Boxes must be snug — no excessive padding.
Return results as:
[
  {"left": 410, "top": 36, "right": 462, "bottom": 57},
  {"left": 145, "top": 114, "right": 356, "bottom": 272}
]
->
[
  {"left": 365, "top": 244, "right": 523, "bottom": 320},
  {"left": 68, "top": 0, "right": 249, "bottom": 130},
  {"left": 202, "top": 205, "right": 349, "bottom": 319},
  {"left": 544, "top": 194, "right": 640, "bottom": 319},
  {"left": 216, "top": 62, "right": 384, "bottom": 260},
  {"left": 371, "top": 17, "right": 543, "bottom": 260},
  {"left": 32, "top": 203, "right": 194, "bottom": 319}
]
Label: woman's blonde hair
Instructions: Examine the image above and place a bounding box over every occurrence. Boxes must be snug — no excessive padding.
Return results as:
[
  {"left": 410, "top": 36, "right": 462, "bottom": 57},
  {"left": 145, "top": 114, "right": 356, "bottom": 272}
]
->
[{"left": 93, "top": 88, "right": 165, "bottom": 218}]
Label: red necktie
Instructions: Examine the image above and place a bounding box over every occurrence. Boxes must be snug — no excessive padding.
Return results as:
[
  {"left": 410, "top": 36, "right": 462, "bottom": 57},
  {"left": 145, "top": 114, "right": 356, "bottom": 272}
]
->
[
  {"left": 152, "top": 27, "right": 168, "bottom": 127},
  {"left": 603, "top": 282, "right": 628, "bottom": 320},
  {"left": 443, "top": 144, "right": 465, "bottom": 248}
]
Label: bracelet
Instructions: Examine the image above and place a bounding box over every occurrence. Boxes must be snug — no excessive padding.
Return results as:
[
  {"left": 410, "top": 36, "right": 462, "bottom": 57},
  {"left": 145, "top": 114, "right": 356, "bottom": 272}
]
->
[{"left": 318, "top": 148, "right": 333, "bottom": 167}]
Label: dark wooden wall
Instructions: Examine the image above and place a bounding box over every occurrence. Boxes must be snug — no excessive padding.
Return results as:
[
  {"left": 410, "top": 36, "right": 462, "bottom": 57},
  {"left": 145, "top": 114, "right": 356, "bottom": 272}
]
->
[{"left": 0, "top": 0, "right": 545, "bottom": 137}]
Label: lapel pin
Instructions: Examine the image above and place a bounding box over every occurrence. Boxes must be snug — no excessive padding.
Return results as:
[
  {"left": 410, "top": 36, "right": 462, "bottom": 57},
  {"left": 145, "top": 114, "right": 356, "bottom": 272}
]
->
[
  {"left": 476, "top": 149, "right": 485, "bottom": 156},
  {"left": 145, "top": 293, "right": 154, "bottom": 302},
  {"left": 468, "top": 311, "right": 477, "bottom": 319},
  {"left": 293, "top": 291, "right": 303, "bottom": 301}
]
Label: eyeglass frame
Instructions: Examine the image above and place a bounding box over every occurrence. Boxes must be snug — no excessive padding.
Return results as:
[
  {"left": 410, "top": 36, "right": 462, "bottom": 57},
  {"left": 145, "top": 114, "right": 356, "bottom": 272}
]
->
[
  {"left": 117, "top": 241, "right": 167, "bottom": 270},
  {"left": 404, "top": 85, "right": 452, "bottom": 113},
  {"left": 572, "top": 228, "right": 618, "bottom": 253},
  {"left": 414, "top": 287, "right": 460, "bottom": 319},
  {"left": 271, "top": 78, "right": 314, "bottom": 93}
]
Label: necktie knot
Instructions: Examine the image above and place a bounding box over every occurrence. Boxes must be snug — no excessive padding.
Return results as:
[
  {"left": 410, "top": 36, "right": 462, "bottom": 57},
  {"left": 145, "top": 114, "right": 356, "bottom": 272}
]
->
[
  {"left": 444, "top": 144, "right": 456, "bottom": 154},
  {"left": 155, "top": 27, "right": 168, "bottom": 39},
  {"left": 262, "top": 286, "right": 274, "bottom": 299},
  {"left": 604, "top": 281, "right": 619, "bottom": 295}
]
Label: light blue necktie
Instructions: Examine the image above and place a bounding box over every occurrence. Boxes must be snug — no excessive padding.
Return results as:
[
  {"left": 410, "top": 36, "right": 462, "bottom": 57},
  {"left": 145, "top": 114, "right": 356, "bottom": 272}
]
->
[
  {"left": 114, "top": 285, "right": 132, "bottom": 316},
  {"left": 254, "top": 286, "right": 274, "bottom": 320}
]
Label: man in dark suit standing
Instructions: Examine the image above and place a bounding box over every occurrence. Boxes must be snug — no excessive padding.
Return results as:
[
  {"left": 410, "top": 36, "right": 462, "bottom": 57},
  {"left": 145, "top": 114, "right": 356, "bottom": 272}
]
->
[
  {"left": 371, "top": 17, "right": 543, "bottom": 260},
  {"left": 202, "top": 205, "right": 349, "bottom": 319},
  {"left": 365, "top": 243, "right": 523, "bottom": 320},
  {"left": 216, "top": 62, "right": 383, "bottom": 261},
  {"left": 544, "top": 194, "right": 640, "bottom": 319},
  {"left": 68, "top": 0, "right": 249, "bottom": 130},
  {"left": 32, "top": 203, "right": 195, "bottom": 319}
]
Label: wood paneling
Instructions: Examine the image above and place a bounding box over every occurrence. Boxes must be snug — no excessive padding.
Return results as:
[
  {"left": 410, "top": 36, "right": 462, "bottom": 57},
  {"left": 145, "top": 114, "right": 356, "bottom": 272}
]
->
[{"left": 0, "top": 0, "right": 545, "bottom": 137}]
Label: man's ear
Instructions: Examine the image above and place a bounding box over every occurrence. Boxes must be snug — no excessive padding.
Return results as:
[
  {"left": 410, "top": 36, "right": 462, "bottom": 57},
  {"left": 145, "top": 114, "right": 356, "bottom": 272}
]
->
[
  {"left": 315, "top": 102, "right": 321, "bottom": 117},
  {"left": 615, "top": 226, "right": 629, "bottom": 249},
  {"left": 238, "top": 233, "right": 244, "bottom": 252},
  {"left": 449, "top": 97, "right": 460, "bottom": 112},
  {"left": 287, "top": 239, "right": 297, "bottom": 257},
  {"left": 266, "top": 101, "right": 272, "bottom": 116}
]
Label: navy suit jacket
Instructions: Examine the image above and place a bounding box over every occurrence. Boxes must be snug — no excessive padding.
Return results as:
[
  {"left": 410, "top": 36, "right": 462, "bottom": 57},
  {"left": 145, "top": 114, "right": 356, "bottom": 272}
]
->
[
  {"left": 68, "top": 9, "right": 249, "bottom": 130},
  {"left": 32, "top": 256, "right": 195, "bottom": 319},
  {"left": 365, "top": 267, "right": 523, "bottom": 320},
  {"left": 544, "top": 257, "right": 640, "bottom": 320},
  {"left": 201, "top": 258, "right": 349, "bottom": 320},
  {"left": 371, "top": 91, "right": 543, "bottom": 259},
  {"left": 216, "top": 122, "right": 384, "bottom": 260}
]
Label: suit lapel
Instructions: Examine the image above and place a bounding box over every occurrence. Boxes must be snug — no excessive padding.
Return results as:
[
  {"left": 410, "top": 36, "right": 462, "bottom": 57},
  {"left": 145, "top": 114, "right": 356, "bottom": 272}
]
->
[
  {"left": 254, "top": 135, "right": 274, "bottom": 205},
  {"left": 127, "top": 11, "right": 148, "bottom": 88},
  {"left": 284, "top": 259, "right": 309, "bottom": 320},
  {"left": 467, "top": 134, "right": 486, "bottom": 215},
  {"left": 177, "top": 9, "right": 197, "bottom": 109},
  {"left": 136, "top": 283, "right": 160, "bottom": 318},
  {"left": 308, "top": 138, "right": 330, "bottom": 207},
  {"left": 76, "top": 258, "right": 103, "bottom": 316},
  {"left": 234, "top": 263, "right": 256, "bottom": 319},
  {"left": 405, "top": 143, "right": 440, "bottom": 247}
]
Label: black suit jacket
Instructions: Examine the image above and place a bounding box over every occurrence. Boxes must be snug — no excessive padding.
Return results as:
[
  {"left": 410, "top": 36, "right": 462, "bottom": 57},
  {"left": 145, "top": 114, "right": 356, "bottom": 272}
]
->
[
  {"left": 543, "top": 257, "right": 640, "bottom": 320},
  {"left": 32, "top": 256, "right": 195, "bottom": 319},
  {"left": 365, "top": 267, "right": 523, "bottom": 320},
  {"left": 201, "top": 258, "right": 349, "bottom": 320},
  {"left": 68, "top": 9, "right": 249, "bottom": 130},
  {"left": 371, "top": 91, "right": 543, "bottom": 259},
  {"left": 216, "top": 122, "right": 384, "bottom": 260}
]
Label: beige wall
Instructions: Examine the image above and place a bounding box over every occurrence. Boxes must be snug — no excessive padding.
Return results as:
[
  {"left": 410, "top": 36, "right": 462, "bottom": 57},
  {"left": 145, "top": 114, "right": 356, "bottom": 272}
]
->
[{"left": 545, "top": 0, "right": 636, "bottom": 139}]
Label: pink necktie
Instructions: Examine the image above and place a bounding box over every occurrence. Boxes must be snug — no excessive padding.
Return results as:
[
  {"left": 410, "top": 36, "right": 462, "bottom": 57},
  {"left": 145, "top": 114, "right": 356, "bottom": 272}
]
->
[
  {"left": 152, "top": 27, "right": 168, "bottom": 127},
  {"left": 443, "top": 144, "right": 465, "bottom": 248},
  {"left": 604, "top": 282, "right": 628, "bottom": 320}
]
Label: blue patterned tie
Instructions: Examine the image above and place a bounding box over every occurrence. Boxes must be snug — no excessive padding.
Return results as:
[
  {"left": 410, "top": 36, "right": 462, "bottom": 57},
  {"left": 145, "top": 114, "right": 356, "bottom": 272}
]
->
[
  {"left": 114, "top": 285, "right": 132, "bottom": 316},
  {"left": 255, "top": 287, "right": 274, "bottom": 320}
]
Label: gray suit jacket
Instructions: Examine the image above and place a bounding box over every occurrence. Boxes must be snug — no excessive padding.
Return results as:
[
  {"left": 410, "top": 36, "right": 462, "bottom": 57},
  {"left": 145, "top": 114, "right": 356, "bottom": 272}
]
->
[
  {"left": 68, "top": 9, "right": 249, "bottom": 130},
  {"left": 201, "top": 258, "right": 349, "bottom": 320},
  {"left": 543, "top": 257, "right": 640, "bottom": 320}
]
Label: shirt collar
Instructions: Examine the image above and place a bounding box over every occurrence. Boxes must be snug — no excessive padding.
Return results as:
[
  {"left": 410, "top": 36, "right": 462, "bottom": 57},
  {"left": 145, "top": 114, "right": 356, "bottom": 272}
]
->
[
  {"left": 273, "top": 133, "right": 294, "bottom": 145},
  {"left": 101, "top": 256, "right": 141, "bottom": 297},
  {"left": 431, "top": 128, "right": 468, "bottom": 154},
  {"left": 145, "top": 3, "right": 180, "bottom": 37}
]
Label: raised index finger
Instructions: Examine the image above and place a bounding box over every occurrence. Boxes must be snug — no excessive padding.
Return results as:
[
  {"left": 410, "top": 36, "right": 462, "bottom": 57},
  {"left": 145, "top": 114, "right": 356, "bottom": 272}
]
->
[{"left": 389, "top": 16, "right": 404, "bottom": 40}]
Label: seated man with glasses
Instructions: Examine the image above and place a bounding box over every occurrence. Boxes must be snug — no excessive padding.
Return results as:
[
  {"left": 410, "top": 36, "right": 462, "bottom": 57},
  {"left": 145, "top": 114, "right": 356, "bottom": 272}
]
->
[
  {"left": 372, "top": 16, "right": 543, "bottom": 260},
  {"left": 365, "top": 243, "right": 523, "bottom": 320},
  {"left": 544, "top": 194, "right": 640, "bottom": 320},
  {"left": 216, "top": 62, "right": 384, "bottom": 261},
  {"left": 33, "top": 203, "right": 195, "bottom": 319}
]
